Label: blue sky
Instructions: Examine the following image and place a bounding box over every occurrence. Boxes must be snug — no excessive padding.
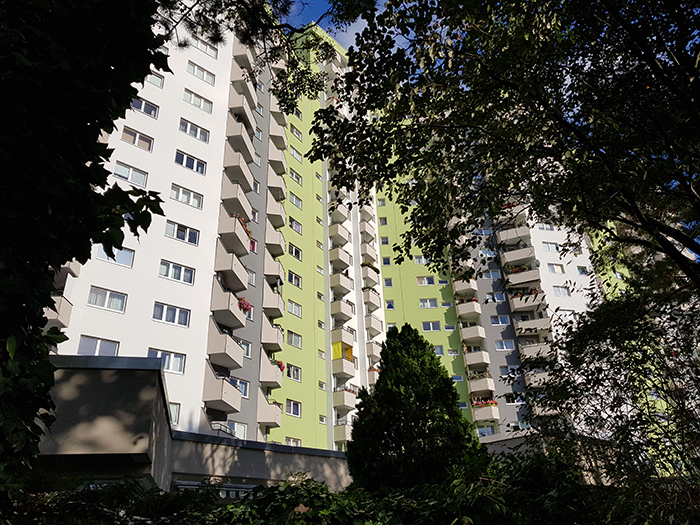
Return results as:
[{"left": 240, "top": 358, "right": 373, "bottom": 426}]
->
[{"left": 284, "top": 1, "right": 367, "bottom": 50}]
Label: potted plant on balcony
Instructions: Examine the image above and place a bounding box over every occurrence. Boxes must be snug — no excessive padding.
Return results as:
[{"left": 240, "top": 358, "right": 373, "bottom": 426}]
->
[
  {"left": 271, "top": 359, "right": 285, "bottom": 372},
  {"left": 237, "top": 296, "right": 252, "bottom": 314}
]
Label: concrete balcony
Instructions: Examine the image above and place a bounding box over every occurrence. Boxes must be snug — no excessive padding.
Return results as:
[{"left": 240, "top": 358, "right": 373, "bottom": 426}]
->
[
  {"left": 207, "top": 317, "right": 244, "bottom": 370},
  {"left": 365, "top": 314, "right": 383, "bottom": 337},
  {"left": 363, "top": 288, "right": 381, "bottom": 312},
  {"left": 500, "top": 246, "right": 536, "bottom": 266},
  {"left": 362, "top": 265, "right": 379, "bottom": 287},
  {"left": 332, "top": 357, "right": 355, "bottom": 379},
  {"left": 515, "top": 317, "right": 551, "bottom": 336},
  {"left": 472, "top": 404, "right": 500, "bottom": 421},
  {"left": 269, "top": 96, "right": 287, "bottom": 126},
  {"left": 266, "top": 194, "right": 286, "bottom": 228},
  {"left": 210, "top": 278, "right": 246, "bottom": 329},
  {"left": 230, "top": 59, "right": 257, "bottom": 108},
  {"left": 45, "top": 295, "right": 73, "bottom": 330},
  {"left": 264, "top": 250, "right": 284, "bottom": 286},
  {"left": 203, "top": 364, "right": 241, "bottom": 414},
  {"left": 218, "top": 204, "right": 250, "bottom": 257},
  {"left": 268, "top": 144, "right": 287, "bottom": 175},
  {"left": 464, "top": 350, "right": 490, "bottom": 367},
  {"left": 368, "top": 369, "right": 379, "bottom": 386},
  {"left": 259, "top": 352, "right": 283, "bottom": 389},
  {"left": 496, "top": 225, "right": 531, "bottom": 245},
  {"left": 330, "top": 272, "right": 354, "bottom": 295},
  {"left": 331, "top": 326, "right": 355, "bottom": 349},
  {"left": 453, "top": 279, "right": 478, "bottom": 297},
  {"left": 269, "top": 117, "right": 287, "bottom": 150},
  {"left": 223, "top": 142, "right": 254, "bottom": 192},
  {"left": 509, "top": 292, "right": 546, "bottom": 312},
  {"left": 460, "top": 325, "right": 486, "bottom": 343},
  {"left": 359, "top": 220, "right": 375, "bottom": 242},
  {"left": 233, "top": 42, "right": 255, "bottom": 69},
  {"left": 268, "top": 165, "right": 287, "bottom": 201},
  {"left": 330, "top": 203, "right": 349, "bottom": 224},
  {"left": 263, "top": 280, "right": 284, "bottom": 319},
  {"left": 366, "top": 340, "right": 382, "bottom": 362},
  {"left": 333, "top": 421, "right": 352, "bottom": 443},
  {"left": 333, "top": 388, "right": 357, "bottom": 411},
  {"left": 360, "top": 202, "right": 374, "bottom": 222},
  {"left": 221, "top": 176, "right": 252, "bottom": 222},
  {"left": 53, "top": 260, "right": 81, "bottom": 289},
  {"left": 257, "top": 391, "right": 282, "bottom": 428},
  {"left": 525, "top": 371, "right": 551, "bottom": 389},
  {"left": 261, "top": 316, "right": 284, "bottom": 352},
  {"left": 456, "top": 301, "right": 481, "bottom": 320},
  {"left": 214, "top": 239, "right": 248, "bottom": 293},
  {"left": 265, "top": 221, "right": 286, "bottom": 256},
  {"left": 226, "top": 114, "right": 254, "bottom": 163},
  {"left": 228, "top": 86, "right": 255, "bottom": 130},
  {"left": 519, "top": 342, "right": 552, "bottom": 360},
  {"left": 502, "top": 204, "right": 528, "bottom": 225},
  {"left": 468, "top": 376, "right": 496, "bottom": 395},
  {"left": 361, "top": 243, "right": 377, "bottom": 264},
  {"left": 329, "top": 223, "right": 350, "bottom": 246},
  {"left": 531, "top": 404, "right": 558, "bottom": 417},
  {"left": 508, "top": 268, "right": 541, "bottom": 287},
  {"left": 331, "top": 299, "right": 355, "bottom": 322},
  {"left": 330, "top": 247, "right": 352, "bottom": 270}
]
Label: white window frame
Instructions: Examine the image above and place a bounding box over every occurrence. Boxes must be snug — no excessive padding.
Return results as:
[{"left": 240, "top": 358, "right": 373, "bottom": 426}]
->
[
  {"left": 286, "top": 437, "right": 302, "bottom": 446},
  {"left": 287, "top": 364, "right": 302, "bottom": 382},
  {"left": 380, "top": 236, "right": 389, "bottom": 245},
  {"left": 175, "top": 150, "right": 206, "bottom": 174},
  {"left": 179, "top": 118, "right": 209, "bottom": 143},
  {"left": 165, "top": 221, "right": 199, "bottom": 245},
  {"left": 486, "top": 292, "right": 506, "bottom": 302},
  {"left": 77, "top": 335, "right": 119, "bottom": 356},
  {"left": 379, "top": 217, "right": 388, "bottom": 226},
  {"left": 288, "top": 270, "right": 302, "bottom": 288},
  {"left": 121, "top": 126, "right": 153, "bottom": 151},
  {"left": 228, "top": 421, "right": 247, "bottom": 439},
  {"left": 290, "top": 168, "right": 302, "bottom": 186},
  {"left": 384, "top": 278, "right": 393, "bottom": 287},
  {"left": 286, "top": 400, "right": 302, "bottom": 418},
  {"left": 490, "top": 315, "right": 510, "bottom": 325},
  {"left": 152, "top": 302, "right": 190, "bottom": 327},
  {"left": 553, "top": 285, "right": 571, "bottom": 297},
  {"left": 169, "top": 403, "right": 180, "bottom": 424},
  {"left": 382, "top": 257, "right": 391, "bottom": 266},
  {"left": 191, "top": 36, "right": 218, "bottom": 58},
  {"left": 183, "top": 89, "right": 213, "bottom": 113},
  {"left": 289, "top": 145, "right": 303, "bottom": 163},
  {"left": 159, "top": 260, "right": 195, "bottom": 285},
  {"left": 417, "top": 276, "right": 435, "bottom": 286},
  {"left": 247, "top": 270, "right": 256, "bottom": 286},
  {"left": 130, "top": 97, "right": 158, "bottom": 118},
  {"left": 548, "top": 263, "right": 565, "bottom": 274},
  {"left": 288, "top": 300, "right": 302, "bottom": 318},
  {"left": 87, "top": 286, "right": 127, "bottom": 313},
  {"left": 289, "top": 192, "right": 303, "bottom": 210},
  {"left": 483, "top": 270, "right": 501, "bottom": 279},
  {"left": 422, "top": 321, "right": 441, "bottom": 332},
  {"left": 290, "top": 124, "right": 302, "bottom": 141},
  {"left": 113, "top": 161, "right": 148, "bottom": 187},
  {"left": 290, "top": 217, "right": 302, "bottom": 234},
  {"left": 289, "top": 243, "right": 302, "bottom": 260},
  {"left": 495, "top": 339, "right": 516, "bottom": 351},
  {"left": 287, "top": 330, "right": 302, "bottom": 349},
  {"left": 385, "top": 299, "right": 395, "bottom": 310},
  {"left": 146, "top": 71, "right": 164, "bottom": 88},
  {"left": 419, "top": 298, "right": 438, "bottom": 309},
  {"left": 543, "top": 242, "right": 559, "bottom": 252},
  {"left": 230, "top": 377, "right": 250, "bottom": 398},
  {"left": 148, "top": 348, "right": 186, "bottom": 374},
  {"left": 187, "top": 61, "right": 215, "bottom": 85},
  {"left": 251, "top": 209, "right": 259, "bottom": 223},
  {"left": 434, "top": 345, "right": 444, "bottom": 356},
  {"left": 170, "top": 183, "right": 203, "bottom": 209},
  {"left": 414, "top": 255, "right": 430, "bottom": 264},
  {"left": 96, "top": 245, "right": 134, "bottom": 267},
  {"left": 293, "top": 107, "right": 302, "bottom": 120}
]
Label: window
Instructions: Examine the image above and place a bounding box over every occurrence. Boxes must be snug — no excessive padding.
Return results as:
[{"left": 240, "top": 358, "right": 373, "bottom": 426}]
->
[
  {"left": 316, "top": 240, "right": 323, "bottom": 250},
  {"left": 447, "top": 348, "right": 459, "bottom": 356},
  {"left": 290, "top": 124, "right": 302, "bottom": 140},
  {"left": 290, "top": 217, "right": 302, "bottom": 234},
  {"left": 96, "top": 245, "right": 134, "bottom": 267},
  {"left": 179, "top": 118, "right": 209, "bottom": 142},
  {"left": 319, "top": 381, "right": 326, "bottom": 390},
  {"left": 121, "top": 126, "right": 153, "bottom": 151},
  {"left": 417, "top": 276, "right": 435, "bottom": 286},
  {"left": 479, "top": 249, "right": 496, "bottom": 257},
  {"left": 315, "top": 172, "right": 322, "bottom": 181},
  {"left": 169, "top": 403, "right": 180, "bottom": 424},
  {"left": 191, "top": 36, "right": 218, "bottom": 58},
  {"left": 377, "top": 198, "right": 386, "bottom": 207},
  {"left": 505, "top": 393, "right": 525, "bottom": 405},
  {"left": 318, "top": 319, "right": 325, "bottom": 329},
  {"left": 538, "top": 223, "right": 554, "bottom": 230},
  {"left": 287, "top": 330, "right": 302, "bottom": 348},
  {"left": 316, "top": 266, "right": 324, "bottom": 275},
  {"left": 153, "top": 302, "right": 190, "bottom": 327},
  {"left": 382, "top": 257, "right": 391, "bottom": 266},
  {"left": 146, "top": 71, "right": 164, "bottom": 88},
  {"left": 255, "top": 103, "right": 263, "bottom": 115},
  {"left": 286, "top": 399, "right": 301, "bottom": 417},
  {"left": 253, "top": 153, "right": 261, "bottom": 166},
  {"left": 542, "top": 242, "right": 559, "bottom": 252},
  {"left": 147, "top": 348, "right": 185, "bottom": 373},
  {"left": 385, "top": 299, "right": 395, "bottom": 310},
  {"left": 380, "top": 236, "right": 389, "bottom": 245},
  {"left": 175, "top": 150, "right": 206, "bottom": 174},
  {"left": 316, "top": 194, "right": 322, "bottom": 203},
  {"left": 419, "top": 298, "right": 438, "bottom": 309},
  {"left": 287, "top": 364, "right": 302, "bottom": 382},
  {"left": 553, "top": 285, "right": 571, "bottom": 297},
  {"left": 290, "top": 192, "right": 303, "bottom": 210},
  {"left": 384, "top": 278, "right": 393, "bottom": 287},
  {"left": 77, "top": 335, "right": 119, "bottom": 356},
  {"left": 130, "top": 97, "right": 158, "bottom": 118},
  {"left": 288, "top": 272, "right": 302, "bottom": 290},
  {"left": 318, "top": 349, "right": 326, "bottom": 359},
  {"left": 239, "top": 340, "right": 251, "bottom": 358},
  {"left": 548, "top": 263, "right": 565, "bottom": 274},
  {"left": 459, "top": 402, "right": 468, "bottom": 409},
  {"left": 159, "top": 260, "right": 195, "bottom": 284},
  {"left": 254, "top": 128, "right": 262, "bottom": 140},
  {"left": 286, "top": 437, "right": 302, "bottom": 446},
  {"left": 614, "top": 271, "right": 624, "bottom": 279},
  {"left": 165, "top": 221, "right": 199, "bottom": 245},
  {"left": 254, "top": 81, "right": 263, "bottom": 91},
  {"left": 422, "top": 321, "right": 441, "bottom": 332},
  {"left": 577, "top": 266, "right": 588, "bottom": 275},
  {"left": 452, "top": 375, "right": 464, "bottom": 382},
  {"left": 183, "top": 89, "right": 212, "bottom": 113},
  {"left": 253, "top": 180, "right": 260, "bottom": 193},
  {"left": 445, "top": 325, "right": 456, "bottom": 331},
  {"left": 250, "top": 239, "right": 258, "bottom": 253},
  {"left": 434, "top": 345, "right": 444, "bottom": 356},
  {"left": 247, "top": 270, "right": 256, "bottom": 286},
  {"left": 438, "top": 278, "right": 449, "bottom": 285},
  {"left": 477, "top": 426, "right": 495, "bottom": 437},
  {"left": 290, "top": 168, "right": 302, "bottom": 185},
  {"left": 170, "top": 184, "right": 203, "bottom": 209},
  {"left": 486, "top": 292, "right": 506, "bottom": 302},
  {"left": 249, "top": 210, "right": 259, "bottom": 224},
  {"left": 476, "top": 228, "right": 492, "bottom": 236},
  {"left": 491, "top": 315, "right": 510, "bottom": 325},
  {"left": 441, "top": 301, "right": 453, "bottom": 308},
  {"left": 87, "top": 286, "right": 126, "bottom": 313},
  {"left": 228, "top": 422, "right": 247, "bottom": 439},
  {"left": 289, "top": 243, "right": 302, "bottom": 261},
  {"left": 319, "top": 415, "right": 326, "bottom": 424},
  {"left": 228, "top": 377, "right": 249, "bottom": 397},
  {"left": 113, "top": 161, "right": 147, "bottom": 187},
  {"left": 379, "top": 217, "right": 388, "bottom": 226},
  {"left": 245, "top": 305, "right": 253, "bottom": 321},
  {"left": 495, "top": 340, "right": 516, "bottom": 351},
  {"left": 414, "top": 255, "right": 430, "bottom": 264},
  {"left": 500, "top": 366, "right": 519, "bottom": 377},
  {"left": 317, "top": 291, "right": 324, "bottom": 301},
  {"left": 293, "top": 107, "right": 302, "bottom": 120},
  {"left": 187, "top": 61, "right": 215, "bottom": 84},
  {"left": 288, "top": 300, "right": 302, "bottom": 318},
  {"left": 483, "top": 270, "right": 501, "bottom": 279},
  {"left": 316, "top": 216, "right": 323, "bottom": 225},
  {"left": 387, "top": 323, "right": 396, "bottom": 330},
  {"left": 290, "top": 146, "right": 303, "bottom": 162}
]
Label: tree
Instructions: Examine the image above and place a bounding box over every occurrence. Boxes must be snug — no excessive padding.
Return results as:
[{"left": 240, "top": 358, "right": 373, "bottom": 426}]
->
[{"left": 346, "top": 325, "right": 487, "bottom": 491}]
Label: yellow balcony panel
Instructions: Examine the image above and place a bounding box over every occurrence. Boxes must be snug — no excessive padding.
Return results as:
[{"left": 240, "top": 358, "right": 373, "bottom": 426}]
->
[
  {"left": 203, "top": 364, "right": 241, "bottom": 413},
  {"left": 221, "top": 176, "right": 252, "bottom": 222},
  {"left": 218, "top": 204, "right": 250, "bottom": 257},
  {"left": 226, "top": 114, "right": 254, "bottom": 163},
  {"left": 266, "top": 194, "right": 286, "bottom": 229},
  {"left": 210, "top": 277, "right": 246, "bottom": 329},
  {"left": 496, "top": 225, "right": 531, "bottom": 245},
  {"left": 207, "top": 317, "right": 244, "bottom": 370},
  {"left": 265, "top": 221, "right": 286, "bottom": 257},
  {"left": 223, "top": 142, "right": 254, "bottom": 192},
  {"left": 259, "top": 352, "right": 283, "bottom": 389},
  {"left": 472, "top": 405, "right": 500, "bottom": 421},
  {"left": 500, "top": 246, "right": 536, "bottom": 266},
  {"left": 453, "top": 279, "right": 478, "bottom": 297},
  {"left": 228, "top": 86, "right": 255, "bottom": 131},
  {"left": 214, "top": 239, "right": 247, "bottom": 294},
  {"left": 261, "top": 316, "right": 284, "bottom": 352},
  {"left": 329, "top": 223, "right": 350, "bottom": 246},
  {"left": 364, "top": 314, "right": 383, "bottom": 337},
  {"left": 45, "top": 295, "right": 73, "bottom": 330},
  {"left": 456, "top": 300, "right": 482, "bottom": 320},
  {"left": 257, "top": 390, "right": 282, "bottom": 428},
  {"left": 464, "top": 350, "right": 491, "bottom": 368},
  {"left": 460, "top": 325, "right": 486, "bottom": 343},
  {"left": 332, "top": 357, "right": 355, "bottom": 379},
  {"left": 331, "top": 299, "right": 355, "bottom": 322},
  {"left": 363, "top": 288, "right": 381, "bottom": 312},
  {"left": 262, "top": 281, "right": 284, "bottom": 319}
]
